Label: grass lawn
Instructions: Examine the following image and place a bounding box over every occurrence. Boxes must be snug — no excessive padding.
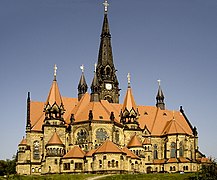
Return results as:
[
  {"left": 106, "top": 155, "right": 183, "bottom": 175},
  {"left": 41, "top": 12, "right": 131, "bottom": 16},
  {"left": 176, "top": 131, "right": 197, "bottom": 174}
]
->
[
  {"left": 0, "top": 174, "right": 98, "bottom": 180},
  {"left": 100, "top": 173, "right": 197, "bottom": 180},
  {"left": 0, "top": 173, "right": 198, "bottom": 180}
]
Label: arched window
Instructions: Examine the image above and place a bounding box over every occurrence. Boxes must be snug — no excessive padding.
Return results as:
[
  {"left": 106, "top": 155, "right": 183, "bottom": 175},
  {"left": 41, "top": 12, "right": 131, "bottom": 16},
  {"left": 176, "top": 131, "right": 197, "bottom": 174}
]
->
[
  {"left": 77, "top": 129, "right": 88, "bottom": 144},
  {"left": 171, "top": 142, "right": 176, "bottom": 158},
  {"left": 179, "top": 141, "right": 184, "bottom": 157},
  {"left": 154, "top": 144, "right": 158, "bottom": 159},
  {"left": 105, "top": 66, "right": 111, "bottom": 78},
  {"left": 96, "top": 128, "right": 108, "bottom": 143},
  {"left": 116, "top": 161, "right": 118, "bottom": 167},
  {"left": 115, "top": 130, "right": 119, "bottom": 143},
  {"left": 108, "top": 161, "right": 111, "bottom": 168},
  {"left": 148, "top": 156, "right": 150, "bottom": 161},
  {"left": 33, "top": 141, "right": 40, "bottom": 160},
  {"left": 112, "top": 160, "right": 115, "bottom": 167},
  {"left": 99, "top": 160, "right": 102, "bottom": 168}
]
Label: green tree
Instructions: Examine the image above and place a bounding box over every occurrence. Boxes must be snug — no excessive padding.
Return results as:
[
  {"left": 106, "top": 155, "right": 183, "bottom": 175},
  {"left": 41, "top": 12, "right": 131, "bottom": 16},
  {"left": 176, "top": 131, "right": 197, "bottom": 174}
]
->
[
  {"left": 199, "top": 157, "right": 217, "bottom": 180},
  {"left": 0, "top": 155, "right": 16, "bottom": 176}
]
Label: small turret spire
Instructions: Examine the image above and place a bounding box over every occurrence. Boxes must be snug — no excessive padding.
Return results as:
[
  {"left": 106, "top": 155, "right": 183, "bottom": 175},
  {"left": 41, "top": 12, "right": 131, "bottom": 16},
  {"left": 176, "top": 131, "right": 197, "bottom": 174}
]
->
[
  {"left": 156, "top": 79, "right": 165, "bottom": 110},
  {"left": 78, "top": 65, "right": 88, "bottom": 101},
  {"left": 91, "top": 64, "right": 100, "bottom": 102},
  {"left": 44, "top": 66, "right": 65, "bottom": 121},
  {"left": 103, "top": 0, "right": 109, "bottom": 14},
  {"left": 26, "top": 92, "right": 31, "bottom": 132}
]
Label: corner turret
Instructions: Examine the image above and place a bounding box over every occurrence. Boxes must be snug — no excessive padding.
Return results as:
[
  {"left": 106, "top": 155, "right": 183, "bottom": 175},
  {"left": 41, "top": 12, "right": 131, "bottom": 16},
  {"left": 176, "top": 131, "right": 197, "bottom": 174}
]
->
[
  {"left": 156, "top": 80, "right": 165, "bottom": 110},
  {"left": 78, "top": 65, "right": 88, "bottom": 101},
  {"left": 44, "top": 65, "right": 65, "bottom": 125},
  {"left": 120, "top": 73, "right": 139, "bottom": 129}
]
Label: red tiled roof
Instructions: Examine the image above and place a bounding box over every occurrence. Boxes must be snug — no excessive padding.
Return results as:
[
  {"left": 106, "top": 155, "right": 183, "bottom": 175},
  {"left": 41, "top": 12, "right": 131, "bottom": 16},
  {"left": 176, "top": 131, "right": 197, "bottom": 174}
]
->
[
  {"left": 63, "top": 146, "right": 85, "bottom": 159},
  {"left": 47, "top": 131, "right": 64, "bottom": 146},
  {"left": 45, "top": 80, "right": 63, "bottom": 107},
  {"left": 94, "top": 140, "right": 125, "bottom": 154},
  {"left": 167, "top": 158, "right": 179, "bottom": 163},
  {"left": 142, "top": 138, "right": 151, "bottom": 145},
  {"left": 122, "top": 147, "right": 140, "bottom": 159},
  {"left": 122, "top": 87, "right": 137, "bottom": 112},
  {"left": 127, "top": 134, "right": 143, "bottom": 148},
  {"left": 85, "top": 149, "right": 96, "bottom": 157},
  {"left": 19, "top": 137, "right": 27, "bottom": 146},
  {"left": 153, "top": 159, "right": 166, "bottom": 164}
]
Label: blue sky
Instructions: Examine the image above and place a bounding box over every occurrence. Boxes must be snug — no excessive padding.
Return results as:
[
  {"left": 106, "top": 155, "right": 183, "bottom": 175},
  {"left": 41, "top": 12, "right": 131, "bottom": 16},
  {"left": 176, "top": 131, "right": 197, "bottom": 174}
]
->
[{"left": 0, "top": 0, "right": 217, "bottom": 160}]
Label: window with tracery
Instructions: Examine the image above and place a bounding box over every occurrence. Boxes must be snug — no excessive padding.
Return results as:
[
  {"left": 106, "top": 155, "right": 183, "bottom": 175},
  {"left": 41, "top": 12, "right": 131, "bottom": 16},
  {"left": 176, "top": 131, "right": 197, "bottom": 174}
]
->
[
  {"left": 171, "top": 142, "right": 176, "bottom": 158},
  {"left": 96, "top": 128, "right": 108, "bottom": 142},
  {"left": 77, "top": 129, "right": 88, "bottom": 144},
  {"left": 179, "top": 141, "right": 184, "bottom": 157},
  {"left": 33, "top": 141, "right": 40, "bottom": 160},
  {"left": 115, "top": 130, "right": 119, "bottom": 143},
  {"left": 153, "top": 144, "right": 158, "bottom": 159}
]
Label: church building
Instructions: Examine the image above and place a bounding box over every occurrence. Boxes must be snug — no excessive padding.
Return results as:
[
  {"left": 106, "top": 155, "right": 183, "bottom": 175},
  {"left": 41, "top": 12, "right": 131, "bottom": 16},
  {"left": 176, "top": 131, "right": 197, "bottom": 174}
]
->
[{"left": 16, "top": 1, "right": 208, "bottom": 175}]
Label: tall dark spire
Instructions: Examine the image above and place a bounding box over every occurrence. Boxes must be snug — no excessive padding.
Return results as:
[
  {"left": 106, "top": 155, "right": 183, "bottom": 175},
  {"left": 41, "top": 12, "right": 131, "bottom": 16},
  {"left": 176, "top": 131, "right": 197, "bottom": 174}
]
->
[
  {"left": 78, "top": 65, "right": 88, "bottom": 101},
  {"left": 95, "top": 1, "right": 120, "bottom": 103},
  {"left": 26, "top": 92, "right": 31, "bottom": 132},
  {"left": 156, "top": 80, "right": 165, "bottom": 110},
  {"left": 90, "top": 64, "right": 100, "bottom": 102}
]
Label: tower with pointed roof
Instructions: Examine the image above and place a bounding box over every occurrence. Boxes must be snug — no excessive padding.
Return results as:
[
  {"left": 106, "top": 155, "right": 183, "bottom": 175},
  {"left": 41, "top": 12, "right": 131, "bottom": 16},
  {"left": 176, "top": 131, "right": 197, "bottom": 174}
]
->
[
  {"left": 120, "top": 73, "right": 139, "bottom": 129},
  {"left": 78, "top": 65, "right": 88, "bottom": 101},
  {"left": 156, "top": 80, "right": 165, "bottom": 110},
  {"left": 95, "top": 1, "right": 120, "bottom": 103},
  {"left": 42, "top": 65, "right": 67, "bottom": 172},
  {"left": 90, "top": 64, "right": 100, "bottom": 102}
]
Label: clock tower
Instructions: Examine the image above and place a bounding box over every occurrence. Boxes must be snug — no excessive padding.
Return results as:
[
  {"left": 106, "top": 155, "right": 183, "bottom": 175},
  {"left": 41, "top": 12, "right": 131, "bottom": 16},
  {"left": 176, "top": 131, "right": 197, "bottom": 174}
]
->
[{"left": 95, "top": 0, "right": 120, "bottom": 103}]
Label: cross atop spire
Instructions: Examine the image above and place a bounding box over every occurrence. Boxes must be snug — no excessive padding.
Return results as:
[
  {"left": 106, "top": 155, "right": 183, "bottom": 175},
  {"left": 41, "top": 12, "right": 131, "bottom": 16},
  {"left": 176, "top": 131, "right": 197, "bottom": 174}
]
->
[
  {"left": 80, "top": 64, "right": 84, "bottom": 73},
  {"left": 127, "top": 73, "right": 131, "bottom": 87},
  {"left": 94, "top": 63, "right": 97, "bottom": 72},
  {"left": 103, "top": 0, "right": 109, "bottom": 14},
  {"left": 157, "top": 79, "right": 161, "bottom": 86},
  {"left": 54, "top": 64, "right": 57, "bottom": 80}
]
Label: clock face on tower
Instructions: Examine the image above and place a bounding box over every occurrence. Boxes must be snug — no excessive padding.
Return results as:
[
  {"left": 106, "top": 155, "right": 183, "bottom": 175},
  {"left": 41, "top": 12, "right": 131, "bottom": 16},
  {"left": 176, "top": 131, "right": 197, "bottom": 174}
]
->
[{"left": 105, "top": 83, "right": 112, "bottom": 90}]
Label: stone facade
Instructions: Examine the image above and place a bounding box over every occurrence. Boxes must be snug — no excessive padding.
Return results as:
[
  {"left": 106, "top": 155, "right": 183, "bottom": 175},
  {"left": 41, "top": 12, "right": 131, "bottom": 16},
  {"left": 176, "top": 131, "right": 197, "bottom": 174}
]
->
[{"left": 16, "top": 0, "right": 207, "bottom": 175}]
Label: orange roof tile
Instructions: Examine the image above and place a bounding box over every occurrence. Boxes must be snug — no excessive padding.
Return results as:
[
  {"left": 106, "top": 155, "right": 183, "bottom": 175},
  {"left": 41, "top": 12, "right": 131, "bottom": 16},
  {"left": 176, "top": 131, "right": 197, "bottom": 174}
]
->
[
  {"left": 85, "top": 149, "right": 96, "bottom": 157},
  {"left": 94, "top": 140, "right": 125, "bottom": 154},
  {"left": 167, "top": 158, "right": 179, "bottom": 163},
  {"left": 47, "top": 131, "right": 64, "bottom": 146},
  {"left": 45, "top": 80, "right": 63, "bottom": 107},
  {"left": 127, "top": 134, "right": 143, "bottom": 148},
  {"left": 19, "top": 137, "right": 27, "bottom": 146},
  {"left": 179, "top": 157, "right": 190, "bottom": 163},
  {"left": 162, "top": 116, "right": 188, "bottom": 135},
  {"left": 142, "top": 138, "right": 151, "bottom": 145},
  {"left": 122, "top": 87, "right": 137, "bottom": 112},
  {"left": 153, "top": 159, "right": 166, "bottom": 164},
  {"left": 201, "top": 157, "right": 211, "bottom": 163},
  {"left": 63, "top": 146, "right": 85, "bottom": 159},
  {"left": 29, "top": 94, "right": 193, "bottom": 136},
  {"left": 122, "top": 147, "right": 140, "bottom": 159}
]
